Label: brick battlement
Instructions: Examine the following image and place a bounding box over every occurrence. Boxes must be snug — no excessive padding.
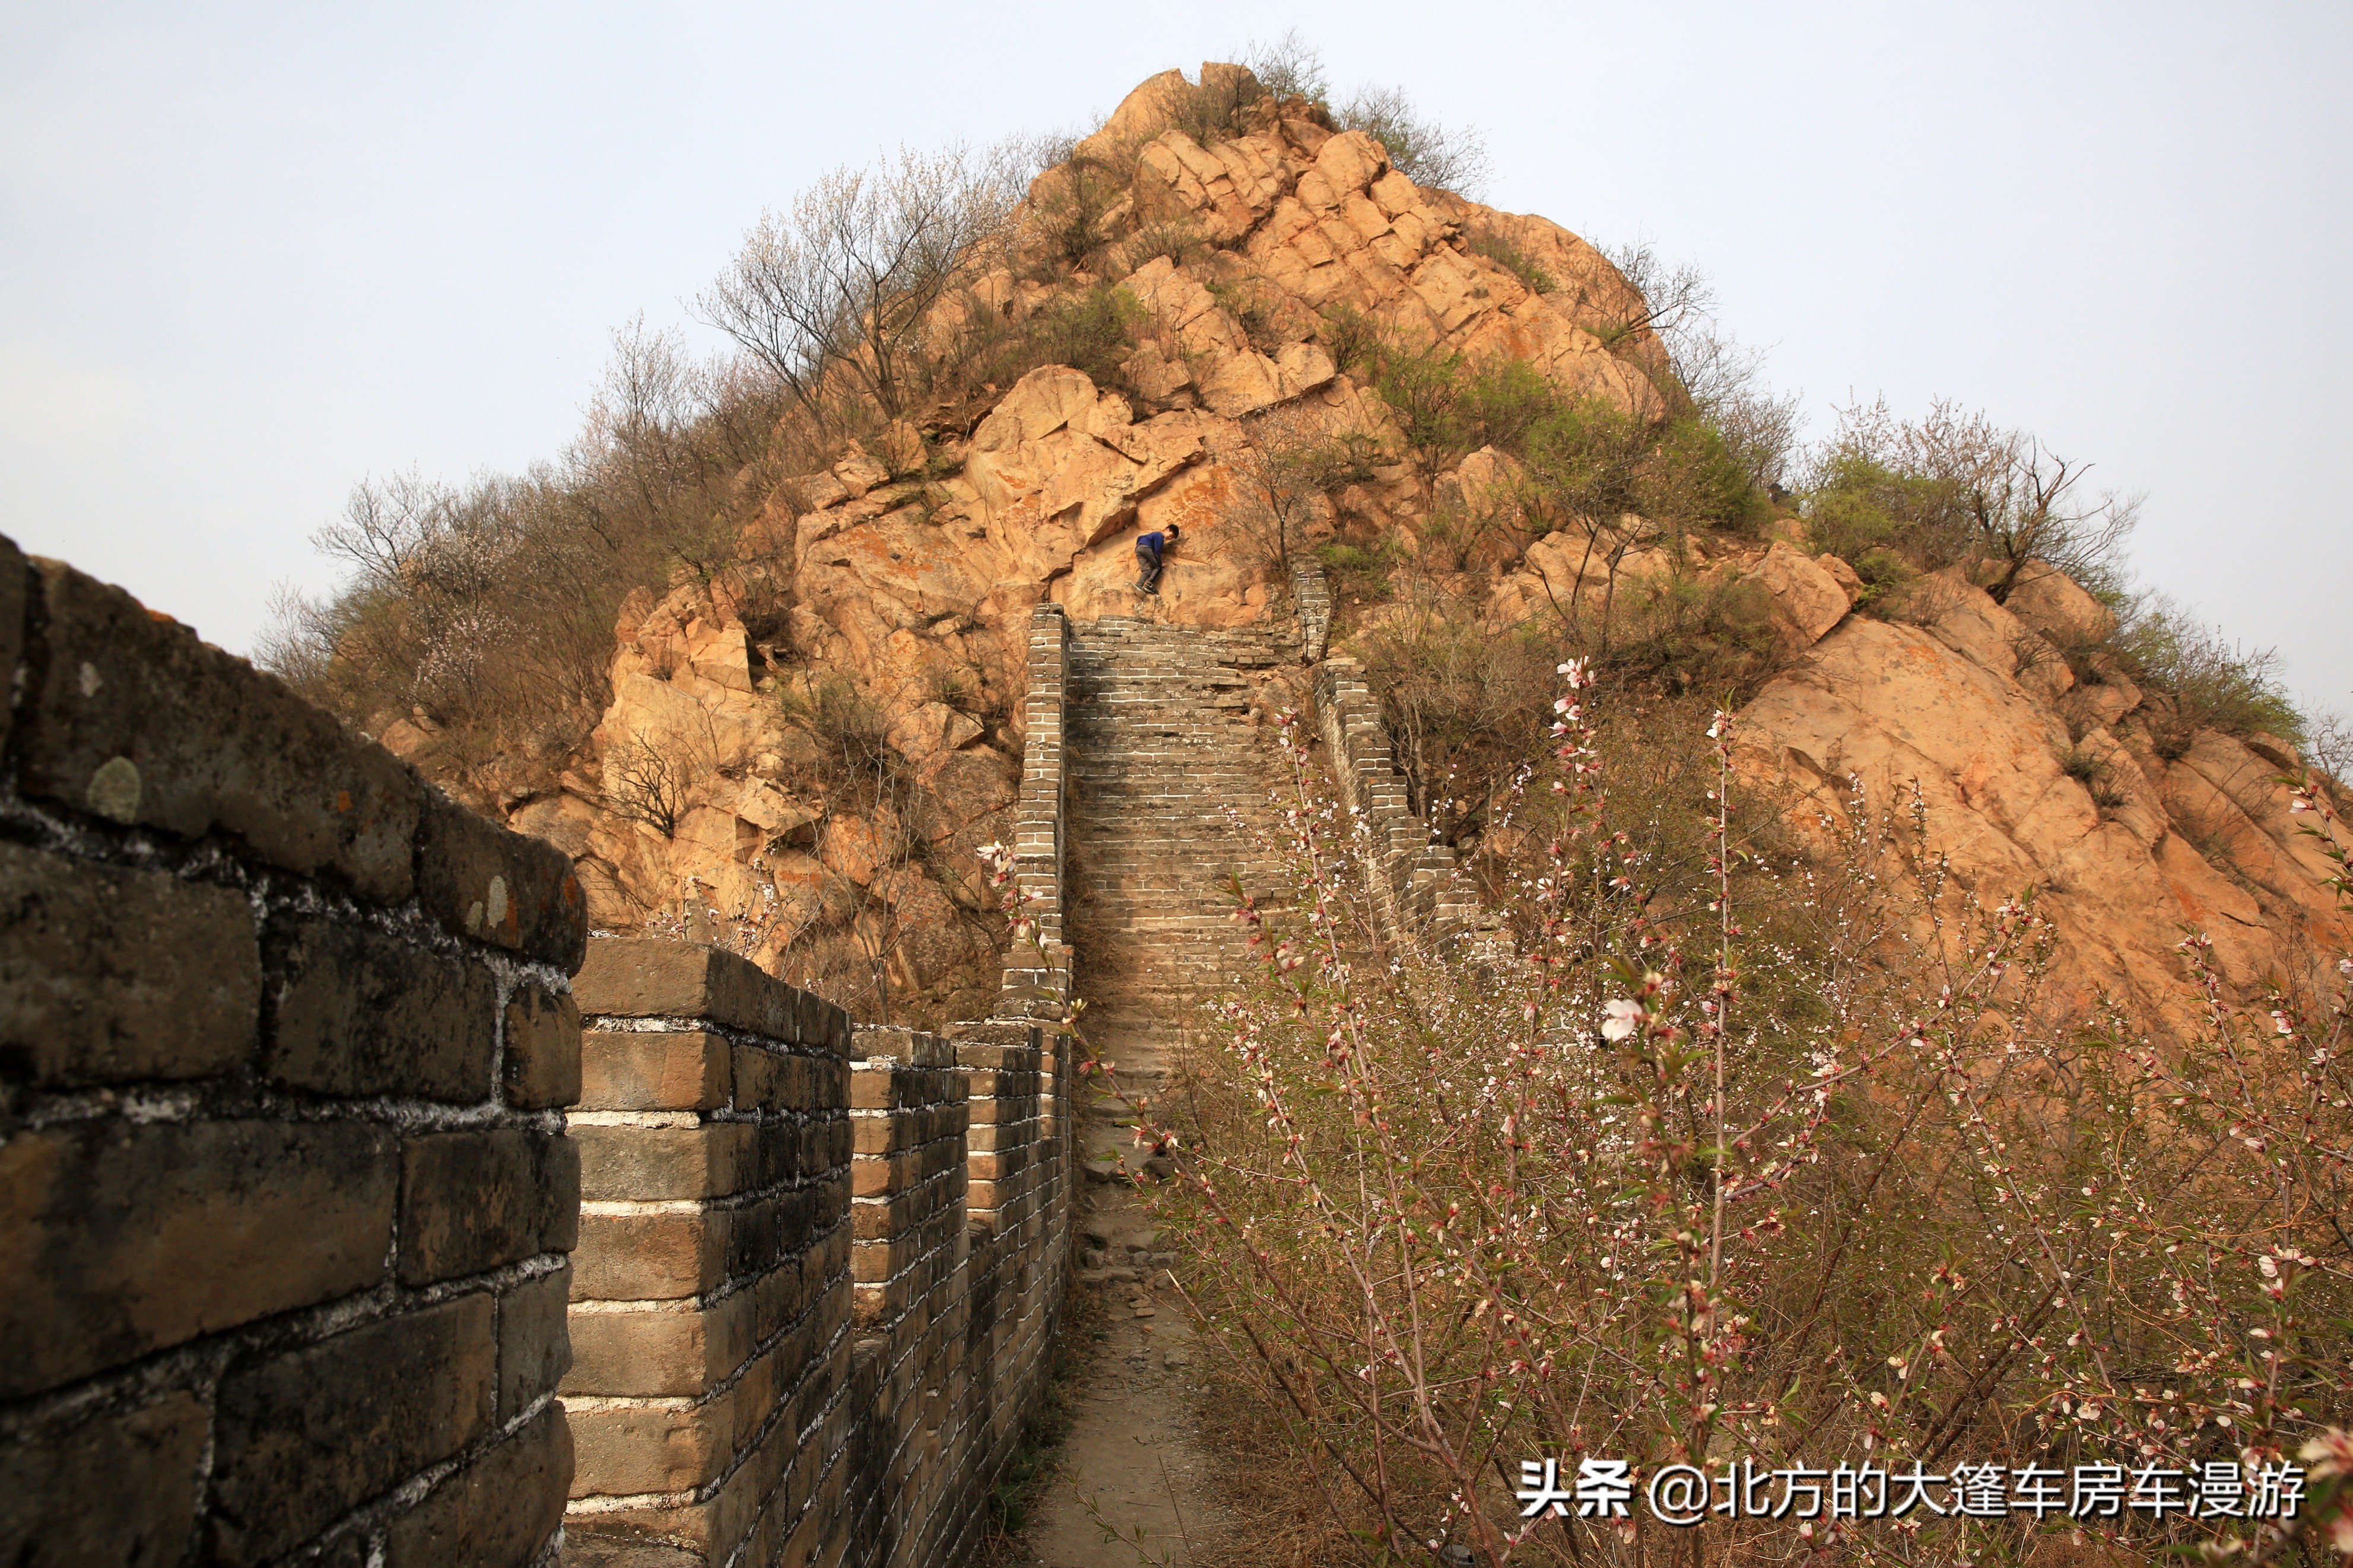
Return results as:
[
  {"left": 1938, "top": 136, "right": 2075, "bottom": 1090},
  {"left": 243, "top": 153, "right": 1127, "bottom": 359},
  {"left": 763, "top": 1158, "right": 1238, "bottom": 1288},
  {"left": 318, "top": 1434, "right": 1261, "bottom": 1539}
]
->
[
  {"left": 563, "top": 943, "right": 1074, "bottom": 1567},
  {"left": 0, "top": 535, "right": 585, "bottom": 1564}
]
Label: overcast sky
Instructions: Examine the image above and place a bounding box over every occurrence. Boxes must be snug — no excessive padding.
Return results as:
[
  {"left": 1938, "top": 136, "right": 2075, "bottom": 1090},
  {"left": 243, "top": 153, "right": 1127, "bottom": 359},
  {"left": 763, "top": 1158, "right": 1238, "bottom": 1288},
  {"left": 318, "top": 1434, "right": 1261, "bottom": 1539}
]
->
[{"left": 4, "top": 2, "right": 2346, "bottom": 722}]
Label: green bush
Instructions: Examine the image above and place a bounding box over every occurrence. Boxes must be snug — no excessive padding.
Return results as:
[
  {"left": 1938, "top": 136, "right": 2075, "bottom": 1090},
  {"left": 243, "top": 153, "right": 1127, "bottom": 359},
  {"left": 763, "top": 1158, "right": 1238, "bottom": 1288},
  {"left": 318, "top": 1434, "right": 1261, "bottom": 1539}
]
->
[
  {"left": 1312, "top": 540, "right": 1399, "bottom": 603},
  {"left": 1465, "top": 230, "right": 1555, "bottom": 294},
  {"left": 774, "top": 672, "right": 895, "bottom": 788},
  {"left": 1798, "top": 399, "right": 2138, "bottom": 605},
  {"left": 2113, "top": 596, "right": 2306, "bottom": 753},
  {"left": 931, "top": 282, "right": 1148, "bottom": 403},
  {"left": 1024, "top": 284, "right": 1148, "bottom": 388},
  {"left": 1521, "top": 396, "right": 1765, "bottom": 534},
  {"left": 1028, "top": 154, "right": 1124, "bottom": 275},
  {"left": 1802, "top": 450, "right": 1970, "bottom": 570},
  {"left": 1458, "top": 355, "right": 1554, "bottom": 453},
  {"left": 1371, "top": 346, "right": 1565, "bottom": 477},
  {"left": 1371, "top": 342, "right": 1474, "bottom": 475},
  {"left": 1112, "top": 218, "right": 1208, "bottom": 275},
  {"left": 1312, "top": 301, "right": 1382, "bottom": 376}
]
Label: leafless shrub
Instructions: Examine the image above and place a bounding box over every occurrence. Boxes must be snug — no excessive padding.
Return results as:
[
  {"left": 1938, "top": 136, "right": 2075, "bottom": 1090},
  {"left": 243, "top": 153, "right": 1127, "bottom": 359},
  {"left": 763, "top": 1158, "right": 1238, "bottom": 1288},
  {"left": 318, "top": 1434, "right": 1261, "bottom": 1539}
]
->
[
  {"left": 1173, "top": 62, "right": 1270, "bottom": 147},
  {"left": 1602, "top": 240, "right": 1801, "bottom": 489},
  {"left": 1239, "top": 31, "right": 1329, "bottom": 104},
  {"left": 603, "top": 731, "right": 693, "bottom": 837},
  {"left": 2310, "top": 710, "right": 2353, "bottom": 788},
  {"left": 1110, "top": 681, "right": 2353, "bottom": 1565},
  {"left": 1025, "top": 152, "right": 1126, "bottom": 275},
  {"left": 1110, "top": 217, "right": 1210, "bottom": 275},
  {"left": 1812, "top": 396, "right": 2142, "bottom": 602},
  {"left": 253, "top": 580, "right": 335, "bottom": 691},
  {"left": 1336, "top": 83, "right": 1490, "bottom": 196},
  {"left": 1227, "top": 404, "right": 1366, "bottom": 577},
  {"left": 259, "top": 321, "right": 793, "bottom": 794},
  {"left": 2114, "top": 592, "right": 2306, "bottom": 753},
  {"left": 696, "top": 142, "right": 1028, "bottom": 425}
]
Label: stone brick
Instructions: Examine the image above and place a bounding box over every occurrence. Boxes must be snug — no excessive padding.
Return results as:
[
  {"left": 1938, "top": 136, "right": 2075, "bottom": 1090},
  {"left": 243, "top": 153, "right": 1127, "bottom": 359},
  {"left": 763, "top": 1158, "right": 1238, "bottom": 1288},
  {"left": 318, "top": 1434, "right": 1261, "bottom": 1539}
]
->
[
  {"left": 264, "top": 917, "right": 498, "bottom": 1101},
  {"left": 208, "top": 1294, "right": 494, "bottom": 1565},
  {"left": 0, "top": 1119, "right": 395, "bottom": 1397},
  {"left": 398, "top": 1129, "right": 579, "bottom": 1286},
  {"left": 503, "top": 984, "right": 581, "bottom": 1109},
  {"left": 0, "top": 840, "right": 259, "bottom": 1087},
  {"left": 851, "top": 1064, "right": 963, "bottom": 1111},
  {"left": 576, "top": 937, "right": 793, "bottom": 1036},
  {"left": 732, "top": 1039, "right": 780, "bottom": 1109},
  {"left": 726, "top": 1195, "right": 783, "bottom": 1281},
  {"left": 385, "top": 1405, "right": 571, "bottom": 1568},
  {"left": 852, "top": 1181, "right": 961, "bottom": 1241},
  {"left": 852, "top": 1025, "right": 957, "bottom": 1067},
  {"left": 572, "top": 1208, "right": 728, "bottom": 1301},
  {"left": 780, "top": 1052, "right": 849, "bottom": 1111},
  {"left": 416, "top": 786, "right": 588, "bottom": 970},
  {"left": 497, "top": 1262, "right": 573, "bottom": 1420},
  {"left": 954, "top": 1038, "right": 1041, "bottom": 1071},
  {"left": 568, "top": 1400, "right": 729, "bottom": 1495},
  {"left": 578, "top": 1027, "right": 732, "bottom": 1111},
  {"left": 574, "top": 1121, "right": 756, "bottom": 1202},
  {"left": 18, "top": 556, "right": 421, "bottom": 901},
  {"left": 564, "top": 1290, "right": 755, "bottom": 1398},
  {"left": 0, "top": 1392, "right": 206, "bottom": 1567},
  {"left": 758, "top": 1118, "right": 843, "bottom": 1187}
]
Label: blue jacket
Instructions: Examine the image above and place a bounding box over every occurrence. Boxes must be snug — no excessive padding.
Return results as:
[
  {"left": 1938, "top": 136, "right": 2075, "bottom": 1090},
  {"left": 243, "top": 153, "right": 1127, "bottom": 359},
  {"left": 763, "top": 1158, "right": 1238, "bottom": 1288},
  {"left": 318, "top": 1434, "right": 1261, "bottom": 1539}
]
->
[{"left": 1136, "top": 530, "right": 1168, "bottom": 556}]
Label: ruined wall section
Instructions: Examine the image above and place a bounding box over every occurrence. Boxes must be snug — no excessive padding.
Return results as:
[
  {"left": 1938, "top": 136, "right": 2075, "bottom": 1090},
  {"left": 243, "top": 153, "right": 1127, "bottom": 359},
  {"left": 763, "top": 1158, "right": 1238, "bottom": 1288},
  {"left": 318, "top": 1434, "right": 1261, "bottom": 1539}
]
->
[
  {"left": 0, "top": 535, "right": 589, "bottom": 1566},
  {"left": 564, "top": 939, "right": 1073, "bottom": 1567},
  {"left": 1312, "top": 654, "right": 1482, "bottom": 946},
  {"left": 1000, "top": 603, "right": 1071, "bottom": 1018}
]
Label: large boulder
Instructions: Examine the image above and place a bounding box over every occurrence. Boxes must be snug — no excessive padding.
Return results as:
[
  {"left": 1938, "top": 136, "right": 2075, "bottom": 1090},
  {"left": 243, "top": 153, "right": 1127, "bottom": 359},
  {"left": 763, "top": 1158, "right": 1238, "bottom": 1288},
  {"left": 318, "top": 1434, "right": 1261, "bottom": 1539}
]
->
[
  {"left": 2005, "top": 561, "right": 2116, "bottom": 645},
  {"left": 1746, "top": 542, "right": 1849, "bottom": 651}
]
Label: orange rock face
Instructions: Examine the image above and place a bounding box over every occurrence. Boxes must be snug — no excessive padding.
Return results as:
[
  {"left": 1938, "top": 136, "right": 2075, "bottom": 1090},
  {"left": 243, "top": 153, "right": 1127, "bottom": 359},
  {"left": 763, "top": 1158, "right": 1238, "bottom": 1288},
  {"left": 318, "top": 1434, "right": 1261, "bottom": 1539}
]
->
[
  {"left": 1737, "top": 575, "right": 2347, "bottom": 1026},
  {"left": 479, "top": 66, "right": 2337, "bottom": 1032},
  {"left": 487, "top": 71, "right": 1675, "bottom": 1001}
]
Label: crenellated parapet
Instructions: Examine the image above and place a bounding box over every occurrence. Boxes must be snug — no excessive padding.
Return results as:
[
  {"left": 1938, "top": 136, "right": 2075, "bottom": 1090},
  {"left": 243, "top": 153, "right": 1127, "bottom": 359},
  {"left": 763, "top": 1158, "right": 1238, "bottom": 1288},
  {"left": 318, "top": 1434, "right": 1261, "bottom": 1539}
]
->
[
  {"left": 563, "top": 940, "right": 1075, "bottom": 1567},
  {"left": 1000, "top": 602, "right": 1072, "bottom": 1018},
  {"left": 1312, "top": 654, "right": 1486, "bottom": 947},
  {"left": 0, "top": 535, "right": 586, "bottom": 1565}
]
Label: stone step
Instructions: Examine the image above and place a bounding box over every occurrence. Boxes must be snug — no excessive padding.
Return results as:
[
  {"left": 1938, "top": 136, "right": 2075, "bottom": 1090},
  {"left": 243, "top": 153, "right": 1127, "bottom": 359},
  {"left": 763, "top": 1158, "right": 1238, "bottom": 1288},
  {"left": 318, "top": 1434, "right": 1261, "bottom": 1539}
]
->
[{"left": 1062, "top": 617, "right": 1304, "bottom": 1074}]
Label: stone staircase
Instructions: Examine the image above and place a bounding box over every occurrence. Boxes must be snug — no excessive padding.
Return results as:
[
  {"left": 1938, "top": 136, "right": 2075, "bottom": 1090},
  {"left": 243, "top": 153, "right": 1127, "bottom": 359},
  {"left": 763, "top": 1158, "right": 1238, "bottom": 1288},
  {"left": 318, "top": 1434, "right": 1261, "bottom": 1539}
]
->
[{"left": 1062, "top": 616, "right": 1304, "bottom": 1109}]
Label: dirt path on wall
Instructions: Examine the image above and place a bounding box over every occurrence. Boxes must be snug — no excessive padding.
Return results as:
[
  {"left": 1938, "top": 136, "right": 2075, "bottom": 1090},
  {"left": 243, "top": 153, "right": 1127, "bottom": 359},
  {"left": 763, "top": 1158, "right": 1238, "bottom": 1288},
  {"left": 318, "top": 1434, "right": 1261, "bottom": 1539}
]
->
[{"left": 1011, "top": 1181, "right": 1230, "bottom": 1568}]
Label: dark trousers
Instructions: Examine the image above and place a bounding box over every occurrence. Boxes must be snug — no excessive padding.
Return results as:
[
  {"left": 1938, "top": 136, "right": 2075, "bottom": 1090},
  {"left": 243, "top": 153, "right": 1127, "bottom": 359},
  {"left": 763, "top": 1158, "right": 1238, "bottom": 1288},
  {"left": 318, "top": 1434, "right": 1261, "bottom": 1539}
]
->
[{"left": 1135, "top": 542, "right": 1163, "bottom": 591}]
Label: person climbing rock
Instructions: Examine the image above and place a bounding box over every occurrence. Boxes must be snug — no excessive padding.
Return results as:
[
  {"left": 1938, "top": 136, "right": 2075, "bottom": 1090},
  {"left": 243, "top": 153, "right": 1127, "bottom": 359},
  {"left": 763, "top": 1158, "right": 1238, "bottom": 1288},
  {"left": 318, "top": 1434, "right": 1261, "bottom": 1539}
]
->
[{"left": 1133, "top": 522, "right": 1179, "bottom": 595}]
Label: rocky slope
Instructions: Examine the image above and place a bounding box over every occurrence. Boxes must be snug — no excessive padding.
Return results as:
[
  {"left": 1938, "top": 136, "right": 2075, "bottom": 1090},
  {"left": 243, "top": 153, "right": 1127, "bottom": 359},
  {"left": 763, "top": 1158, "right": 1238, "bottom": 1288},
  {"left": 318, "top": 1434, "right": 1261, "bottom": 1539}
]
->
[
  {"left": 1736, "top": 561, "right": 2348, "bottom": 1023},
  {"left": 420, "top": 63, "right": 1660, "bottom": 1012},
  {"left": 431, "top": 62, "right": 2344, "bottom": 1029}
]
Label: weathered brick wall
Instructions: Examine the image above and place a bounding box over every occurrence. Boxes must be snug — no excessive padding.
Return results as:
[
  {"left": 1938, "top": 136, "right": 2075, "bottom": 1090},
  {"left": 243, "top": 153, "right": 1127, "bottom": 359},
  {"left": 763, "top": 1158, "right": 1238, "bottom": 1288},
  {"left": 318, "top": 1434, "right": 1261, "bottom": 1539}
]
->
[
  {"left": 837, "top": 1028, "right": 968, "bottom": 1564},
  {"left": 563, "top": 939, "right": 856, "bottom": 1564},
  {"left": 942, "top": 1022, "right": 1071, "bottom": 1545},
  {"left": 1291, "top": 561, "right": 1332, "bottom": 663},
  {"left": 562, "top": 939, "right": 1074, "bottom": 1567},
  {"left": 0, "top": 536, "right": 588, "bottom": 1565},
  {"left": 1313, "top": 654, "right": 1483, "bottom": 944},
  {"left": 1001, "top": 603, "right": 1071, "bottom": 1018}
]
